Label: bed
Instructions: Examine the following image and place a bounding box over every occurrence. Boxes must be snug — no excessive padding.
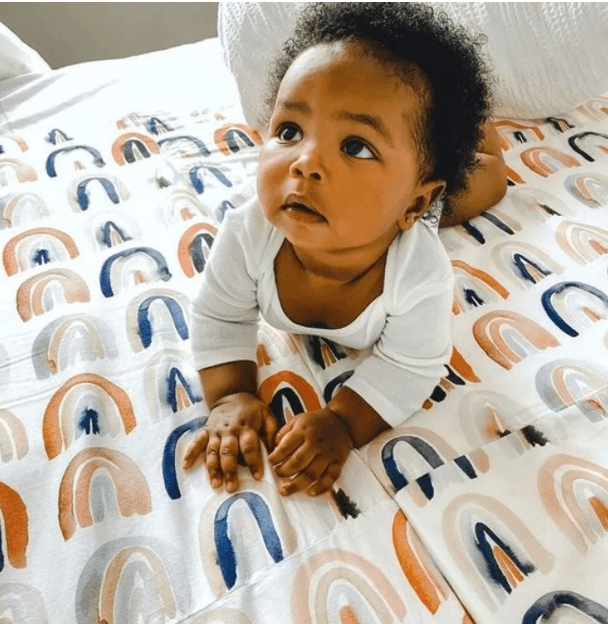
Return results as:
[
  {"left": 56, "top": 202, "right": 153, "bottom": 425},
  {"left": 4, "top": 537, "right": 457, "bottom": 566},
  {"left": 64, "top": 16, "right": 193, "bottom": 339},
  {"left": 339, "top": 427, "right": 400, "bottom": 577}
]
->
[{"left": 1, "top": 3, "right": 608, "bottom": 623}]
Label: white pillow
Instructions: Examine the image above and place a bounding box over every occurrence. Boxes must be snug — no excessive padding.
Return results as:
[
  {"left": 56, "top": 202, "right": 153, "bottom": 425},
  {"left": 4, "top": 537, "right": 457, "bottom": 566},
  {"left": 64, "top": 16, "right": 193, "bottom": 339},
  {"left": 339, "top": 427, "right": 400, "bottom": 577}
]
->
[
  {"left": 0, "top": 20, "right": 50, "bottom": 81},
  {"left": 435, "top": 2, "right": 608, "bottom": 119},
  {"left": 218, "top": 1, "right": 608, "bottom": 124},
  {"left": 218, "top": 2, "right": 301, "bottom": 128}
]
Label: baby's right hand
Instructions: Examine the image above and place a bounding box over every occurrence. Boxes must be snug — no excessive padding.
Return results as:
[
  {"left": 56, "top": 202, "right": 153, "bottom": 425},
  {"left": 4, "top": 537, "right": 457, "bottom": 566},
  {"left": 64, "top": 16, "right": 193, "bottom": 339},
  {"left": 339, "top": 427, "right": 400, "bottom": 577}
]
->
[{"left": 182, "top": 392, "right": 279, "bottom": 493}]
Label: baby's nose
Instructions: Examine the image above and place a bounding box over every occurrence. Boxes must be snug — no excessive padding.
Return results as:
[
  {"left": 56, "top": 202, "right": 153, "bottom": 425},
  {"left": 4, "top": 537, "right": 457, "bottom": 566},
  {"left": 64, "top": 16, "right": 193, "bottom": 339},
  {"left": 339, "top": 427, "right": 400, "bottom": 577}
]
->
[{"left": 290, "top": 145, "right": 324, "bottom": 181}]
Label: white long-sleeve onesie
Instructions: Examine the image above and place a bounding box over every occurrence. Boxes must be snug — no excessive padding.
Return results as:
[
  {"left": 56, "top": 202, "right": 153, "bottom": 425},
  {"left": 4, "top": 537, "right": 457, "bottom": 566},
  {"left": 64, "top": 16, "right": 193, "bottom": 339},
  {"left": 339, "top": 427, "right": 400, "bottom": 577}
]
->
[{"left": 191, "top": 199, "right": 454, "bottom": 426}]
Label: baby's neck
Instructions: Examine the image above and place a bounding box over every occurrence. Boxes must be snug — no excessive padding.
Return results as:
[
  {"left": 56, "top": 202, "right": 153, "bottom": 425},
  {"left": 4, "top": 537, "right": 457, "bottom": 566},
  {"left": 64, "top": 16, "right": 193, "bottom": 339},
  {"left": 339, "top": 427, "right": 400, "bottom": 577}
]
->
[{"left": 287, "top": 242, "right": 388, "bottom": 284}]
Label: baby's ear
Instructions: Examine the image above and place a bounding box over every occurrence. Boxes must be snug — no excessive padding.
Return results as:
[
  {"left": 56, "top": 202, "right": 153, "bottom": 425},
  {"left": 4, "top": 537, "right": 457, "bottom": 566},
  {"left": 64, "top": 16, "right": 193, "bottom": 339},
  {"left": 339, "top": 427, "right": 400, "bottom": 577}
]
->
[{"left": 398, "top": 179, "right": 446, "bottom": 230}]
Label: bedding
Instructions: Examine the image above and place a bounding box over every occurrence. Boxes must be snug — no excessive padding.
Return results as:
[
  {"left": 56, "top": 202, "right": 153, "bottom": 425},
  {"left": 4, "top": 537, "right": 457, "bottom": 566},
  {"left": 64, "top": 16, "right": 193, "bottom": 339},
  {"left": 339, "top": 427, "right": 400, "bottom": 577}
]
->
[
  {"left": 1, "top": 10, "right": 608, "bottom": 624},
  {"left": 219, "top": 2, "right": 608, "bottom": 124}
]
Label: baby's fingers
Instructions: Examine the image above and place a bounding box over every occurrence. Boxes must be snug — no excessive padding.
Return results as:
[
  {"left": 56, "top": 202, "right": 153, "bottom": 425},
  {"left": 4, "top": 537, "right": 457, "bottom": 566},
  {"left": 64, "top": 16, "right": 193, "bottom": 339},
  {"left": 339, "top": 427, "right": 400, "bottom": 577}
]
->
[
  {"left": 239, "top": 428, "right": 264, "bottom": 480},
  {"left": 278, "top": 455, "right": 326, "bottom": 496},
  {"left": 307, "top": 461, "right": 343, "bottom": 496},
  {"left": 219, "top": 434, "right": 241, "bottom": 492},
  {"left": 182, "top": 428, "right": 209, "bottom": 468},
  {"left": 263, "top": 411, "right": 280, "bottom": 452},
  {"left": 268, "top": 422, "right": 300, "bottom": 466},
  {"left": 205, "top": 433, "right": 223, "bottom": 489}
]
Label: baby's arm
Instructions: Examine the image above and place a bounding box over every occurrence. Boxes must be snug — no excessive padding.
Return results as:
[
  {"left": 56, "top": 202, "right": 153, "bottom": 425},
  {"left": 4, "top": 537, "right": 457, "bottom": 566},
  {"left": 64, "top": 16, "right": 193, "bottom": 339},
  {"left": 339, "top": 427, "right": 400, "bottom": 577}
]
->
[
  {"left": 183, "top": 360, "right": 279, "bottom": 492},
  {"left": 268, "top": 386, "right": 390, "bottom": 496},
  {"left": 184, "top": 202, "right": 280, "bottom": 492},
  {"left": 439, "top": 121, "right": 507, "bottom": 227},
  {"left": 270, "top": 257, "right": 454, "bottom": 496}
]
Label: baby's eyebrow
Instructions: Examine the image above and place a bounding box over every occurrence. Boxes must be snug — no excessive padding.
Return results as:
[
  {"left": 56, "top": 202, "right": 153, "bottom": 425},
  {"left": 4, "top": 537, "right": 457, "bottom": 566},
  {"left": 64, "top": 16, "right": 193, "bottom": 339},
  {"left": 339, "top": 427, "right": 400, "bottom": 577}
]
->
[
  {"left": 276, "top": 99, "right": 310, "bottom": 114},
  {"left": 337, "top": 111, "right": 394, "bottom": 147}
]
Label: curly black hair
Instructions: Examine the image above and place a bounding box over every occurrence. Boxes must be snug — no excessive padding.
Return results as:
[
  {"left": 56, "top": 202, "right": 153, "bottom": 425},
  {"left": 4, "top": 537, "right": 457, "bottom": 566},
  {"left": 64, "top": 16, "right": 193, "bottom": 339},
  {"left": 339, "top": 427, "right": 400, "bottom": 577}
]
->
[{"left": 262, "top": 2, "right": 494, "bottom": 216}]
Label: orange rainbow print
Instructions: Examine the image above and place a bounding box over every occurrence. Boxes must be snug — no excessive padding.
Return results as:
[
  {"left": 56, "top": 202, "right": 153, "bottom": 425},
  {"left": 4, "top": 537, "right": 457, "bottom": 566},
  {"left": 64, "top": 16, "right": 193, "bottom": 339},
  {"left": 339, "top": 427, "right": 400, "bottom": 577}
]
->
[
  {"left": 16, "top": 268, "right": 90, "bottom": 321},
  {"left": 555, "top": 220, "right": 608, "bottom": 264},
  {"left": 32, "top": 314, "right": 118, "bottom": 379},
  {"left": 506, "top": 165, "right": 525, "bottom": 185},
  {"left": 392, "top": 510, "right": 450, "bottom": 614},
  {"left": 538, "top": 454, "right": 608, "bottom": 553},
  {"left": 126, "top": 288, "right": 190, "bottom": 352},
  {"left": 76, "top": 536, "right": 189, "bottom": 624},
  {"left": 494, "top": 120, "right": 545, "bottom": 150},
  {"left": 166, "top": 189, "right": 214, "bottom": 222},
  {"left": 0, "top": 158, "right": 37, "bottom": 184},
  {"left": 0, "top": 409, "right": 28, "bottom": 462},
  {"left": 565, "top": 173, "right": 608, "bottom": 208},
  {"left": 199, "top": 481, "right": 297, "bottom": 596},
  {"left": 0, "top": 134, "right": 28, "bottom": 154},
  {"left": 111, "top": 132, "right": 160, "bottom": 165},
  {"left": 0, "top": 192, "right": 48, "bottom": 228},
  {"left": 423, "top": 347, "right": 482, "bottom": 409},
  {"left": 291, "top": 547, "right": 407, "bottom": 624},
  {"left": 58, "top": 447, "right": 151, "bottom": 540},
  {"left": 520, "top": 146, "right": 580, "bottom": 177},
  {"left": 178, "top": 222, "right": 217, "bottom": 277},
  {"left": 256, "top": 322, "right": 299, "bottom": 368},
  {"left": 214, "top": 123, "right": 262, "bottom": 156},
  {"left": 0, "top": 483, "right": 28, "bottom": 571},
  {"left": 577, "top": 95, "right": 608, "bottom": 120},
  {"left": 442, "top": 493, "right": 554, "bottom": 611},
  {"left": 473, "top": 310, "right": 559, "bottom": 370},
  {"left": 492, "top": 240, "right": 562, "bottom": 288},
  {"left": 535, "top": 359, "right": 608, "bottom": 417},
  {"left": 458, "top": 391, "right": 533, "bottom": 449},
  {"left": 43, "top": 373, "right": 136, "bottom": 459},
  {"left": 3, "top": 227, "right": 79, "bottom": 276},
  {"left": 45, "top": 146, "right": 104, "bottom": 177},
  {"left": 258, "top": 370, "right": 322, "bottom": 427},
  {"left": 452, "top": 260, "right": 509, "bottom": 315}
]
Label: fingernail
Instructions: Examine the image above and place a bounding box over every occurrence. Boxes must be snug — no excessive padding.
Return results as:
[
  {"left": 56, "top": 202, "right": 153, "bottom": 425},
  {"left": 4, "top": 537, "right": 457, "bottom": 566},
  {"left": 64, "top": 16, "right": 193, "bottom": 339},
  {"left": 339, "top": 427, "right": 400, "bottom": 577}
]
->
[
  {"left": 211, "top": 479, "right": 220, "bottom": 489},
  {"left": 254, "top": 471, "right": 262, "bottom": 480}
]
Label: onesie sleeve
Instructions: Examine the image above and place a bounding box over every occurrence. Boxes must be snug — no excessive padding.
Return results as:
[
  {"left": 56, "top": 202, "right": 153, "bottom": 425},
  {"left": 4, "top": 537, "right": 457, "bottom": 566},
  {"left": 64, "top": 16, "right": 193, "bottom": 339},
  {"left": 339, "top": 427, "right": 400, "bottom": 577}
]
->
[
  {"left": 190, "top": 207, "right": 261, "bottom": 371},
  {"left": 343, "top": 277, "right": 454, "bottom": 427}
]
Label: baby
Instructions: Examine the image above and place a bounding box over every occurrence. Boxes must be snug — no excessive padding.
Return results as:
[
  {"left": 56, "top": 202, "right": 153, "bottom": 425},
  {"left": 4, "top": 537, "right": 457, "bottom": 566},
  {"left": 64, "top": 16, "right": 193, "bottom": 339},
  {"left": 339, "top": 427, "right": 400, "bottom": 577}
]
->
[{"left": 184, "top": 2, "right": 506, "bottom": 496}]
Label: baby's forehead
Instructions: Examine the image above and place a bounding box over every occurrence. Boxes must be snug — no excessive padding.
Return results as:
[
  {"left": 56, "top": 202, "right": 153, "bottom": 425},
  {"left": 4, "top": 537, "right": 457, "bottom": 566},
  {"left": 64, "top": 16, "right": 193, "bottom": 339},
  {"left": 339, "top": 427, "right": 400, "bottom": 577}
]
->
[{"left": 276, "top": 41, "right": 426, "bottom": 129}]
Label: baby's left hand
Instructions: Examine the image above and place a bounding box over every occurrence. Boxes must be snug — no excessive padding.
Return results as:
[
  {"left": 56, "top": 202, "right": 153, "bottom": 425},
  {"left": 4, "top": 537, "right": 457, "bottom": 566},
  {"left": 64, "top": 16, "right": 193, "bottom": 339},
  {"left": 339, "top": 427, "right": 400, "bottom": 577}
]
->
[{"left": 268, "top": 408, "right": 353, "bottom": 496}]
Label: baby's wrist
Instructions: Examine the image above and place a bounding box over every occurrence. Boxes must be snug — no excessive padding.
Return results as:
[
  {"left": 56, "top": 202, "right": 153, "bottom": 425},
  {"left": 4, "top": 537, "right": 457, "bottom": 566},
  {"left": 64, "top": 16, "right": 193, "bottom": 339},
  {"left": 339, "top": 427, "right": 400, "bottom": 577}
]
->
[
  {"left": 326, "top": 408, "right": 355, "bottom": 449},
  {"left": 210, "top": 390, "right": 259, "bottom": 411}
]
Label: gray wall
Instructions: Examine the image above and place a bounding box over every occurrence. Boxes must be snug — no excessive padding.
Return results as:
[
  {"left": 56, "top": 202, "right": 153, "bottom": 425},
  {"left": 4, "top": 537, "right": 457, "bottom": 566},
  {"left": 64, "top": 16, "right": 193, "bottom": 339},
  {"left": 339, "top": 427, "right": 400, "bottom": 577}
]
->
[{"left": 0, "top": 2, "right": 219, "bottom": 69}]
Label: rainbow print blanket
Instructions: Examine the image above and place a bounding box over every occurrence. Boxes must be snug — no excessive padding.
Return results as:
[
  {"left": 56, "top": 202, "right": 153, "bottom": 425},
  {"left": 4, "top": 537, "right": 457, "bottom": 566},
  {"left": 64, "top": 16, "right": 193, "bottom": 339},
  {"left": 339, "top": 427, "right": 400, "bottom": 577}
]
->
[{"left": 1, "top": 37, "right": 608, "bottom": 624}]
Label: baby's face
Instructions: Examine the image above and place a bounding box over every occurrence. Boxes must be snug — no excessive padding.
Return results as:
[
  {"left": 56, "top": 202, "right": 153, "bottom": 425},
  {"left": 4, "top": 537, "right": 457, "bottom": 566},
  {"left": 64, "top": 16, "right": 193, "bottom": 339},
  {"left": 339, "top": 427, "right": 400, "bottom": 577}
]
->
[{"left": 257, "top": 41, "right": 441, "bottom": 257}]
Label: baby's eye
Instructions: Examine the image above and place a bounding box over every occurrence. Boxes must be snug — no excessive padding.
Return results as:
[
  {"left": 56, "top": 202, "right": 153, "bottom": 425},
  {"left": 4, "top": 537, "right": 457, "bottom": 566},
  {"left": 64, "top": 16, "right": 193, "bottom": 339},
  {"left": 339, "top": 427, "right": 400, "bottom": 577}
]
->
[
  {"left": 342, "top": 138, "right": 376, "bottom": 159},
  {"left": 277, "top": 123, "right": 302, "bottom": 143}
]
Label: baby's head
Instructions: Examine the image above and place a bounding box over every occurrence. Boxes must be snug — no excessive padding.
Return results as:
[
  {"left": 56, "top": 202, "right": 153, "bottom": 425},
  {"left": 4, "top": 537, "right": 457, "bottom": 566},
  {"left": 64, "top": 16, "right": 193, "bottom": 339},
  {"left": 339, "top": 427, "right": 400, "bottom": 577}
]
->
[{"left": 262, "top": 2, "right": 493, "bottom": 217}]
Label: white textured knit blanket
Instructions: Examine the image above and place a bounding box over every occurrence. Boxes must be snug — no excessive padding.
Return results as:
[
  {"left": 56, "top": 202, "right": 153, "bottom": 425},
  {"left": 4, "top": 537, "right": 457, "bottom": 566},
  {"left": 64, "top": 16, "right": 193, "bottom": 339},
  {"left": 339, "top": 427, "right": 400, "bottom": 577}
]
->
[{"left": 218, "top": 1, "right": 608, "bottom": 123}]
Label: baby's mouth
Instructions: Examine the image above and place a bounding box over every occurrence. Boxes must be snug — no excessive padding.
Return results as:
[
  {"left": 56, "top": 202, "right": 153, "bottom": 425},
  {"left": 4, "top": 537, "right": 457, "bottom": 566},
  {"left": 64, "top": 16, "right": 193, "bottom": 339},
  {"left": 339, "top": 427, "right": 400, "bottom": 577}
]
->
[{"left": 282, "top": 197, "right": 326, "bottom": 222}]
